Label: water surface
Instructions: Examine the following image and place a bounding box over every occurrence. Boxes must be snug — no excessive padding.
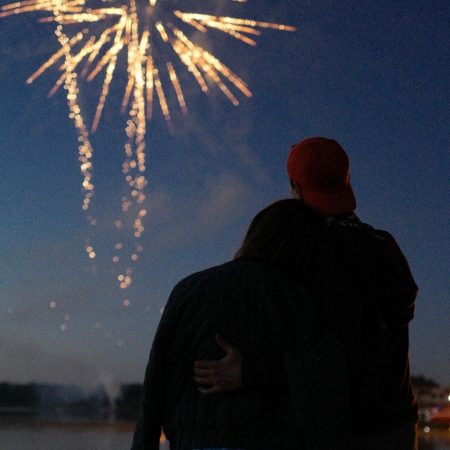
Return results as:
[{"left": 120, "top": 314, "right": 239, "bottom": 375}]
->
[
  {"left": 0, "top": 419, "right": 169, "bottom": 450},
  {"left": 0, "top": 420, "right": 449, "bottom": 449}
]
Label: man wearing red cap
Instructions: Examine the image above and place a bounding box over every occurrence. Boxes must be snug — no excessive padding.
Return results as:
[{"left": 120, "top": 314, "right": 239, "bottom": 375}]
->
[
  {"left": 286, "top": 137, "right": 357, "bottom": 216},
  {"left": 194, "top": 137, "right": 418, "bottom": 449}
]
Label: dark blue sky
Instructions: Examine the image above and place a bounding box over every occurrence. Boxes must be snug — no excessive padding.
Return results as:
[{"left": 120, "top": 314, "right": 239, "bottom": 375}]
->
[{"left": 0, "top": 0, "right": 449, "bottom": 387}]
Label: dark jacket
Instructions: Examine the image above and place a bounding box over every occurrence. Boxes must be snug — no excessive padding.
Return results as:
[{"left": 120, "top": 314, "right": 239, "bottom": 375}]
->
[
  {"left": 306, "top": 215, "right": 418, "bottom": 435},
  {"left": 242, "top": 215, "right": 418, "bottom": 436},
  {"left": 131, "top": 259, "right": 350, "bottom": 450}
]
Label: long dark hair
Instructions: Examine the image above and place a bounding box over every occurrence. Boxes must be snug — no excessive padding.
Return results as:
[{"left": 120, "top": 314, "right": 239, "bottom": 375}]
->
[{"left": 235, "top": 199, "right": 324, "bottom": 274}]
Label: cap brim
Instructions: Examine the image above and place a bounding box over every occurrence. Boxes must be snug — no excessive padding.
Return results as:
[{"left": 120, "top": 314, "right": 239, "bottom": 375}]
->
[{"left": 301, "top": 184, "right": 356, "bottom": 216}]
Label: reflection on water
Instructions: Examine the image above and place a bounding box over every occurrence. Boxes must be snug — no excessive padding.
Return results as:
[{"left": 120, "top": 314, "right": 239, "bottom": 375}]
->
[
  {"left": 419, "top": 428, "right": 450, "bottom": 450},
  {"left": 0, "top": 420, "right": 169, "bottom": 450},
  {"left": 0, "top": 420, "right": 449, "bottom": 450}
]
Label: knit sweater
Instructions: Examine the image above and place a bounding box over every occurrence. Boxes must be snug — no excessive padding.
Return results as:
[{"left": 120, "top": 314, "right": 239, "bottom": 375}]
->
[{"left": 131, "top": 259, "right": 351, "bottom": 450}]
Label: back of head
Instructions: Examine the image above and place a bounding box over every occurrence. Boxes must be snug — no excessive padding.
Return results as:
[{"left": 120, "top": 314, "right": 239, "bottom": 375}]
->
[
  {"left": 235, "top": 199, "right": 324, "bottom": 273},
  {"left": 287, "top": 137, "right": 357, "bottom": 216}
]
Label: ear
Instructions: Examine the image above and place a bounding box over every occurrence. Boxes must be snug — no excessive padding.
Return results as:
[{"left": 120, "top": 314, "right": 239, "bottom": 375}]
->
[{"left": 290, "top": 180, "right": 302, "bottom": 199}]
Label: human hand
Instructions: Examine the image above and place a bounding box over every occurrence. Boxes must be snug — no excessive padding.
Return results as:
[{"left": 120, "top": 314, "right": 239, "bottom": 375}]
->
[{"left": 194, "top": 334, "right": 243, "bottom": 395}]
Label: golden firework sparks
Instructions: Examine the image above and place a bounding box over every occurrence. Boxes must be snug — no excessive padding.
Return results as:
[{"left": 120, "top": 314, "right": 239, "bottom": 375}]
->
[
  {"left": 1, "top": 0, "right": 295, "bottom": 289},
  {"left": 1, "top": 0, "right": 295, "bottom": 126}
]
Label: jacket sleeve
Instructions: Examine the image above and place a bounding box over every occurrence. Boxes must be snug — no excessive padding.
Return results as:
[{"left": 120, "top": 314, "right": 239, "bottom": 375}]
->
[
  {"left": 372, "top": 230, "right": 418, "bottom": 327},
  {"left": 130, "top": 291, "right": 181, "bottom": 450}
]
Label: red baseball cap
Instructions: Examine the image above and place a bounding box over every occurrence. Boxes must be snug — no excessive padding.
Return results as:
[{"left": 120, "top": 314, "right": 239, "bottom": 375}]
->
[{"left": 287, "top": 137, "right": 356, "bottom": 215}]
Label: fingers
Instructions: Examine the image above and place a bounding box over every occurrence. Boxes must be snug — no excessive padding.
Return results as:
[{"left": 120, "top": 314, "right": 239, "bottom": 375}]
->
[
  {"left": 215, "top": 334, "right": 235, "bottom": 354},
  {"left": 198, "top": 384, "right": 223, "bottom": 395},
  {"left": 193, "top": 335, "right": 243, "bottom": 395},
  {"left": 194, "top": 335, "right": 239, "bottom": 374},
  {"left": 194, "top": 367, "right": 218, "bottom": 377},
  {"left": 196, "top": 378, "right": 240, "bottom": 395},
  {"left": 193, "top": 375, "right": 218, "bottom": 386},
  {"left": 194, "top": 360, "right": 221, "bottom": 371}
]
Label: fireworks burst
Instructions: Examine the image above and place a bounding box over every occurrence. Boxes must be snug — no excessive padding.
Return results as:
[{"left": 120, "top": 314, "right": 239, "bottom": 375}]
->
[{"left": 1, "top": 0, "right": 295, "bottom": 290}]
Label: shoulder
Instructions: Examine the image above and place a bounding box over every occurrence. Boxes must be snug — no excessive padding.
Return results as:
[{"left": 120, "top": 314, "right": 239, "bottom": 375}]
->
[
  {"left": 316, "top": 216, "right": 415, "bottom": 281},
  {"left": 172, "top": 259, "right": 297, "bottom": 294},
  {"left": 318, "top": 215, "right": 399, "bottom": 253},
  {"left": 172, "top": 259, "right": 265, "bottom": 290},
  {"left": 169, "top": 259, "right": 311, "bottom": 307},
  {"left": 165, "top": 262, "right": 230, "bottom": 309},
  {"left": 324, "top": 214, "right": 399, "bottom": 242},
  {"left": 309, "top": 215, "right": 386, "bottom": 270},
  {"left": 325, "top": 216, "right": 405, "bottom": 260}
]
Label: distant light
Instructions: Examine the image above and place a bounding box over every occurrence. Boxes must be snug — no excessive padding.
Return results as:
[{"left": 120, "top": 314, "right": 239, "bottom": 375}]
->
[
  {"left": 424, "top": 426, "right": 431, "bottom": 433},
  {"left": 60, "top": 324, "right": 68, "bottom": 332},
  {"left": 448, "top": 395, "right": 450, "bottom": 402},
  {"left": 49, "top": 301, "right": 57, "bottom": 309},
  {"left": 123, "top": 299, "right": 131, "bottom": 307}
]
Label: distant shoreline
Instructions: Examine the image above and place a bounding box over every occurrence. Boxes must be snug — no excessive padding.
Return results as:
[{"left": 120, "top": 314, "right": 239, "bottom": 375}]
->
[{"left": 0, "top": 417, "right": 136, "bottom": 432}]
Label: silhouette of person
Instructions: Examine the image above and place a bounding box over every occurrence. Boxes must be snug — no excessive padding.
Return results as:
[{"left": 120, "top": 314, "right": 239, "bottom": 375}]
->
[{"left": 194, "top": 137, "right": 418, "bottom": 450}]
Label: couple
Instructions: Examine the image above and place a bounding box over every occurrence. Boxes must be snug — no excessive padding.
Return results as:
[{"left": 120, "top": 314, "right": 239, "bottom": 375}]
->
[{"left": 131, "top": 137, "right": 418, "bottom": 450}]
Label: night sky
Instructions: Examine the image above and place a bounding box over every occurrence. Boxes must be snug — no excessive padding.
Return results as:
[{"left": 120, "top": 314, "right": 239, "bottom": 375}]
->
[{"left": 0, "top": 0, "right": 449, "bottom": 388}]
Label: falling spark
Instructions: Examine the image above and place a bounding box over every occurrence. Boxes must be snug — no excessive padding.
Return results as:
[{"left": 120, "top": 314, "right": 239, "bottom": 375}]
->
[
  {"left": 1, "top": 0, "right": 295, "bottom": 133},
  {"left": 167, "top": 61, "right": 187, "bottom": 114},
  {"left": 1, "top": 0, "right": 296, "bottom": 289}
]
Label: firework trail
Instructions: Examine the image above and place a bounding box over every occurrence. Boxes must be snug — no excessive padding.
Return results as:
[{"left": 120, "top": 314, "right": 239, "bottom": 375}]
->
[{"left": 1, "top": 0, "right": 295, "bottom": 290}]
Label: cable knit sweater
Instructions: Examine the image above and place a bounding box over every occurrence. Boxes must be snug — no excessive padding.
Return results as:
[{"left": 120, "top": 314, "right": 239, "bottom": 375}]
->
[{"left": 131, "top": 259, "right": 351, "bottom": 450}]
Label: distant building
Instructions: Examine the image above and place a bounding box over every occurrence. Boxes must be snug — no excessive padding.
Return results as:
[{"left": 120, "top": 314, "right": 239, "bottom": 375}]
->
[
  {"left": 414, "top": 386, "right": 450, "bottom": 408},
  {"left": 412, "top": 377, "right": 450, "bottom": 425}
]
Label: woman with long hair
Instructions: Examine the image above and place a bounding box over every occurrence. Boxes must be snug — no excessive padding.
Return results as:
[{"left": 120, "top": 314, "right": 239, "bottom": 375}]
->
[{"left": 131, "top": 199, "right": 350, "bottom": 450}]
